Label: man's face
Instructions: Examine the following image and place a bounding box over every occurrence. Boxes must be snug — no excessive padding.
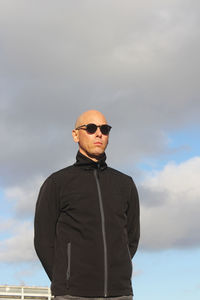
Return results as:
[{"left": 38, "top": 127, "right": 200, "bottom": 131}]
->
[{"left": 72, "top": 111, "right": 110, "bottom": 161}]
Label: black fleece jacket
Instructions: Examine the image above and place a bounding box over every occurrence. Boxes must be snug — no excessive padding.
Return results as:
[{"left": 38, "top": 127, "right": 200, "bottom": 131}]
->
[{"left": 34, "top": 151, "right": 140, "bottom": 297}]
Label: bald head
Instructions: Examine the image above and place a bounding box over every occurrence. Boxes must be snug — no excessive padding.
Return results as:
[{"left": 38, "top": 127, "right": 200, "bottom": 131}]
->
[
  {"left": 72, "top": 110, "right": 110, "bottom": 161},
  {"left": 75, "top": 110, "right": 107, "bottom": 129}
]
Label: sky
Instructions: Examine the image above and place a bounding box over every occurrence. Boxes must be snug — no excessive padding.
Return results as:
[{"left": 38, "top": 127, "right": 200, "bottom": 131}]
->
[{"left": 0, "top": 0, "right": 200, "bottom": 299}]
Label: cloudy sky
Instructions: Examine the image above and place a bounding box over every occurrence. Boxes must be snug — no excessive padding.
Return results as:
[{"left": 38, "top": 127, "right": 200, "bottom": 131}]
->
[{"left": 0, "top": 0, "right": 200, "bottom": 299}]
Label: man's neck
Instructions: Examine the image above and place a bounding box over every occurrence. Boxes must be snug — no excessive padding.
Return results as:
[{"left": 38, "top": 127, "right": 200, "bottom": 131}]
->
[{"left": 79, "top": 149, "right": 104, "bottom": 162}]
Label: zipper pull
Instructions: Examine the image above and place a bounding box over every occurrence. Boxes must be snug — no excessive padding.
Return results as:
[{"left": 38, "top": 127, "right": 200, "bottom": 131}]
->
[
  {"left": 97, "top": 163, "right": 101, "bottom": 178},
  {"left": 94, "top": 167, "right": 100, "bottom": 179}
]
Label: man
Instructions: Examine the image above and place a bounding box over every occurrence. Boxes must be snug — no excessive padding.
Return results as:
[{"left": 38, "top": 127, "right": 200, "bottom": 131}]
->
[{"left": 34, "top": 110, "right": 140, "bottom": 300}]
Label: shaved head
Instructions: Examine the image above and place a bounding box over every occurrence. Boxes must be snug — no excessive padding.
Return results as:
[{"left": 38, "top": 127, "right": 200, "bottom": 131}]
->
[
  {"left": 72, "top": 110, "right": 110, "bottom": 161},
  {"left": 75, "top": 110, "right": 107, "bottom": 129}
]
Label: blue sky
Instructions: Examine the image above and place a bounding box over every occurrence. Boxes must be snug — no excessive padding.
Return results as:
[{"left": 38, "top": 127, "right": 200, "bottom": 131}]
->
[
  {"left": 168, "top": 127, "right": 200, "bottom": 162},
  {"left": 135, "top": 249, "right": 200, "bottom": 300},
  {"left": 138, "top": 125, "right": 200, "bottom": 171},
  {"left": 0, "top": 1, "right": 200, "bottom": 299}
]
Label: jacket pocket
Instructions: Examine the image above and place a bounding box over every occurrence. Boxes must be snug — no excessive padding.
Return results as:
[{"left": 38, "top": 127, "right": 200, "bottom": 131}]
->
[
  {"left": 66, "top": 242, "right": 71, "bottom": 288},
  {"left": 127, "top": 243, "right": 132, "bottom": 262},
  {"left": 127, "top": 243, "right": 133, "bottom": 277}
]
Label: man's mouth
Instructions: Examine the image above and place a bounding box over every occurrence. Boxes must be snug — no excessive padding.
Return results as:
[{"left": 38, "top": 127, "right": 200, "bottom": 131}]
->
[{"left": 94, "top": 142, "right": 102, "bottom": 145}]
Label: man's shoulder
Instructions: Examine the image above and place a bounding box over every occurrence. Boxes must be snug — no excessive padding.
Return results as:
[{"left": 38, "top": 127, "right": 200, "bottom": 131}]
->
[
  {"left": 107, "top": 166, "right": 133, "bottom": 182},
  {"left": 106, "top": 167, "right": 138, "bottom": 192},
  {"left": 46, "top": 164, "right": 75, "bottom": 183}
]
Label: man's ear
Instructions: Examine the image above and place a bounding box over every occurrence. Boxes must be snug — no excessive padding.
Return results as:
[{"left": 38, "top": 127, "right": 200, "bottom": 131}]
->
[{"left": 72, "top": 129, "right": 79, "bottom": 143}]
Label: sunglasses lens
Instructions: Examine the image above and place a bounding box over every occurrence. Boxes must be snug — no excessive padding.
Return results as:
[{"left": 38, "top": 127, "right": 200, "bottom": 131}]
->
[
  {"left": 86, "top": 124, "right": 97, "bottom": 134},
  {"left": 100, "top": 125, "right": 111, "bottom": 135},
  {"left": 85, "top": 124, "right": 111, "bottom": 135}
]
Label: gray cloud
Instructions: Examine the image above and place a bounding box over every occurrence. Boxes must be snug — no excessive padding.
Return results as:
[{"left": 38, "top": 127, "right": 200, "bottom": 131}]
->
[
  {"left": 139, "top": 186, "right": 169, "bottom": 208},
  {"left": 139, "top": 157, "right": 200, "bottom": 250},
  {"left": 1, "top": 0, "right": 200, "bottom": 187},
  {"left": 4, "top": 176, "right": 44, "bottom": 218},
  {"left": 0, "top": 220, "right": 36, "bottom": 262},
  {"left": 0, "top": 0, "right": 200, "bottom": 260}
]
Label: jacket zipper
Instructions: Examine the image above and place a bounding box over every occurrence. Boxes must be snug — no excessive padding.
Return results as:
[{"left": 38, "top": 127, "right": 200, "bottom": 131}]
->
[
  {"left": 66, "top": 242, "right": 71, "bottom": 287},
  {"left": 94, "top": 168, "right": 108, "bottom": 297}
]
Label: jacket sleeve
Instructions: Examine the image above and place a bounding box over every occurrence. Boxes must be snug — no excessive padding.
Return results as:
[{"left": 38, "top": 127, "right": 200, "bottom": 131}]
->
[
  {"left": 126, "top": 178, "right": 140, "bottom": 258},
  {"left": 34, "top": 175, "right": 60, "bottom": 280}
]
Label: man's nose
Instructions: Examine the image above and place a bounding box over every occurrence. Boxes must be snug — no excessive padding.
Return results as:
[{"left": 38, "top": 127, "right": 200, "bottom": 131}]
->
[{"left": 95, "top": 127, "right": 102, "bottom": 137}]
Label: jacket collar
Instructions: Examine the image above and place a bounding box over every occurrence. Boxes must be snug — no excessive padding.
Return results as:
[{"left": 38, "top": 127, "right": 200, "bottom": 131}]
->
[{"left": 74, "top": 151, "right": 107, "bottom": 171}]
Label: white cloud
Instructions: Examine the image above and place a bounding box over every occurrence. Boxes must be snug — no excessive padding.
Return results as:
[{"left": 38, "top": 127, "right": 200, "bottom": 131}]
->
[
  {"left": 0, "top": 219, "right": 15, "bottom": 234},
  {"left": 4, "top": 176, "right": 45, "bottom": 217},
  {"left": 0, "top": 220, "right": 36, "bottom": 263},
  {"left": 140, "top": 156, "right": 200, "bottom": 250}
]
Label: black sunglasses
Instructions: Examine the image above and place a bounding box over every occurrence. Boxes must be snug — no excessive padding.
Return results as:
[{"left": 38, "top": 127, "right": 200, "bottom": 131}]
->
[{"left": 75, "top": 123, "right": 112, "bottom": 135}]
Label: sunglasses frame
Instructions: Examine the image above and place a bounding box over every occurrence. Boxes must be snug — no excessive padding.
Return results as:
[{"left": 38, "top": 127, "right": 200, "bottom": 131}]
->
[{"left": 75, "top": 123, "right": 112, "bottom": 135}]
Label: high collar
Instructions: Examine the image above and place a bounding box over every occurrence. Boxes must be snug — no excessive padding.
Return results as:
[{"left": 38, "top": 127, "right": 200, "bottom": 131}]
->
[{"left": 74, "top": 151, "right": 107, "bottom": 171}]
